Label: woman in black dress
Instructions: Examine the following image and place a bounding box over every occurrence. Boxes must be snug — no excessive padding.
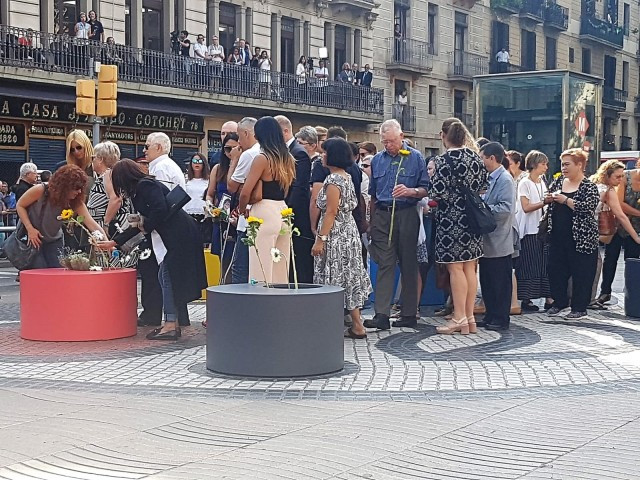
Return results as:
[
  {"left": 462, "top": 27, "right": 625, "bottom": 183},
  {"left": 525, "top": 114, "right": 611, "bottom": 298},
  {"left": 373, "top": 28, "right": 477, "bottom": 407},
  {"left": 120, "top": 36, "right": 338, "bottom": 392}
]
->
[
  {"left": 430, "top": 118, "right": 488, "bottom": 335},
  {"left": 106, "top": 159, "right": 207, "bottom": 340}
]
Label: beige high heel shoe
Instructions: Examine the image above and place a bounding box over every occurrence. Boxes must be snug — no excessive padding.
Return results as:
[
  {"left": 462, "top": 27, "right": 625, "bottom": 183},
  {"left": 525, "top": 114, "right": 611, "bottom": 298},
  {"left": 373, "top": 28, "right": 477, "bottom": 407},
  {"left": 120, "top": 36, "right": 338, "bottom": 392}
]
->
[
  {"left": 436, "top": 317, "right": 469, "bottom": 335},
  {"left": 467, "top": 316, "right": 477, "bottom": 334}
]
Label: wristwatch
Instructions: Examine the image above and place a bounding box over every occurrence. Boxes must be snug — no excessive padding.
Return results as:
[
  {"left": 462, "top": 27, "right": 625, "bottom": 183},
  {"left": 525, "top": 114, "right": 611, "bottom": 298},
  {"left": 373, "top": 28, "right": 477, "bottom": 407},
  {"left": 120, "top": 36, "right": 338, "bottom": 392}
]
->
[
  {"left": 317, "top": 234, "right": 328, "bottom": 241},
  {"left": 414, "top": 187, "right": 420, "bottom": 195}
]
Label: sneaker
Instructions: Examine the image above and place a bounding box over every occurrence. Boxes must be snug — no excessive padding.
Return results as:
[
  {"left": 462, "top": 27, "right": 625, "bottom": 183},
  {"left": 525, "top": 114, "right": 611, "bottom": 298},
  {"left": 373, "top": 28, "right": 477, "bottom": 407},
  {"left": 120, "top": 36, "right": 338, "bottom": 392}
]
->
[
  {"left": 565, "top": 311, "right": 587, "bottom": 319},
  {"left": 547, "top": 306, "right": 568, "bottom": 316}
]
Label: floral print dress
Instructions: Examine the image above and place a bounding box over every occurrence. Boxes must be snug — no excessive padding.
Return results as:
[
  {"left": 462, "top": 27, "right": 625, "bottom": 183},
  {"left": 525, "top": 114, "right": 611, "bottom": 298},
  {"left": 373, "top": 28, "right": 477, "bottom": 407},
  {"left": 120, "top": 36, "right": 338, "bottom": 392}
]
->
[{"left": 314, "top": 173, "right": 372, "bottom": 310}]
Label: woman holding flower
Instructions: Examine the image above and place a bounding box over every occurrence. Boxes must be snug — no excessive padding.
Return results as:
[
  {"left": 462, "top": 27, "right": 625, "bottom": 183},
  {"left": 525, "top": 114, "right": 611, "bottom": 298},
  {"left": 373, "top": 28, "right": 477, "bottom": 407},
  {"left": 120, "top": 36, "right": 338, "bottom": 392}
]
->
[
  {"left": 237, "top": 116, "right": 295, "bottom": 285},
  {"left": 15, "top": 165, "right": 105, "bottom": 269},
  {"left": 312, "top": 138, "right": 372, "bottom": 338}
]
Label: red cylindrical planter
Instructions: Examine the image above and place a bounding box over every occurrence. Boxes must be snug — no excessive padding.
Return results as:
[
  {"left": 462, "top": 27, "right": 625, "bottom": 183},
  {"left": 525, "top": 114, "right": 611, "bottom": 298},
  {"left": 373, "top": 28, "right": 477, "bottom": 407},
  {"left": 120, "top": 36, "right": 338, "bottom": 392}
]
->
[{"left": 20, "top": 268, "right": 138, "bottom": 341}]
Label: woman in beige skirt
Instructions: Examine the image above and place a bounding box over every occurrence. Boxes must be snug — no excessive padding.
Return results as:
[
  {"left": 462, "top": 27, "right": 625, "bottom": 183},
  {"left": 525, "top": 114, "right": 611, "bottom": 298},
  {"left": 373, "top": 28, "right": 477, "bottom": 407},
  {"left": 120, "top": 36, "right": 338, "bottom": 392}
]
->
[{"left": 238, "top": 116, "right": 296, "bottom": 284}]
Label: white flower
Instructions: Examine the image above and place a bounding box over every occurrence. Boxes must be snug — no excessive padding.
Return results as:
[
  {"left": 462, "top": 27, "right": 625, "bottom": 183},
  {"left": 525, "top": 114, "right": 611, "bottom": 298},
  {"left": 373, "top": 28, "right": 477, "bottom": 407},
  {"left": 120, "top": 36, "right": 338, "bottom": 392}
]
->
[
  {"left": 114, "top": 223, "right": 124, "bottom": 234},
  {"left": 91, "top": 230, "right": 105, "bottom": 241},
  {"left": 139, "top": 249, "right": 152, "bottom": 260},
  {"left": 270, "top": 248, "right": 283, "bottom": 263},
  {"left": 89, "top": 266, "right": 103, "bottom": 271}
]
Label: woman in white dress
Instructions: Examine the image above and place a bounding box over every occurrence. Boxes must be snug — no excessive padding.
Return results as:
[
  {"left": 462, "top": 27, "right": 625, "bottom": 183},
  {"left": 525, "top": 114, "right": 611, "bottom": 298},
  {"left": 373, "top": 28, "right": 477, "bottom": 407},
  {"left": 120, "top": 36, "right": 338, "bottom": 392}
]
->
[{"left": 258, "top": 50, "right": 272, "bottom": 97}]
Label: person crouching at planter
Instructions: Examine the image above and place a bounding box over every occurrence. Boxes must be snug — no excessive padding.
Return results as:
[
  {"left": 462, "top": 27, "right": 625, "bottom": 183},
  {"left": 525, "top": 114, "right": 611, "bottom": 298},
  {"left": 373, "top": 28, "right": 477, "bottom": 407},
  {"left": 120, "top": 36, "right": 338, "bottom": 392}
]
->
[
  {"left": 237, "top": 116, "right": 296, "bottom": 285},
  {"left": 16, "top": 165, "right": 105, "bottom": 269},
  {"left": 109, "top": 159, "right": 207, "bottom": 340},
  {"left": 312, "top": 138, "right": 372, "bottom": 339}
]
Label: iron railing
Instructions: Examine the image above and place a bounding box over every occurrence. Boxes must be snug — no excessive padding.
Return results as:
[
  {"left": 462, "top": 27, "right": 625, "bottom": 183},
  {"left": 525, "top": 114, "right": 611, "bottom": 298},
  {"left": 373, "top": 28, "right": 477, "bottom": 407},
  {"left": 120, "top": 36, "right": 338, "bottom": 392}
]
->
[
  {"left": 580, "top": 17, "right": 624, "bottom": 48},
  {"left": 490, "top": 0, "right": 522, "bottom": 14},
  {"left": 621, "top": 136, "right": 633, "bottom": 150},
  {"left": 392, "top": 104, "right": 416, "bottom": 133},
  {"left": 520, "top": 0, "right": 544, "bottom": 19},
  {"left": 603, "top": 86, "right": 627, "bottom": 109},
  {"left": 603, "top": 133, "right": 616, "bottom": 151},
  {"left": 449, "top": 51, "right": 489, "bottom": 79},
  {"left": 489, "top": 60, "right": 530, "bottom": 74},
  {"left": 543, "top": 3, "right": 569, "bottom": 29},
  {"left": 0, "top": 24, "right": 384, "bottom": 115},
  {"left": 387, "top": 37, "right": 434, "bottom": 70}
]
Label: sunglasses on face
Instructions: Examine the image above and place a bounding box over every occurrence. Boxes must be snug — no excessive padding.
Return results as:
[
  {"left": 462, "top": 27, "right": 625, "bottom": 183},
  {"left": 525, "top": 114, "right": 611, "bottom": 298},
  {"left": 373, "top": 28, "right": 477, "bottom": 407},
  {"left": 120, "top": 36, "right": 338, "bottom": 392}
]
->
[
  {"left": 143, "top": 144, "right": 154, "bottom": 150},
  {"left": 223, "top": 146, "right": 233, "bottom": 153},
  {"left": 192, "top": 158, "right": 203, "bottom": 164},
  {"left": 69, "top": 145, "right": 83, "bottom": 152}
]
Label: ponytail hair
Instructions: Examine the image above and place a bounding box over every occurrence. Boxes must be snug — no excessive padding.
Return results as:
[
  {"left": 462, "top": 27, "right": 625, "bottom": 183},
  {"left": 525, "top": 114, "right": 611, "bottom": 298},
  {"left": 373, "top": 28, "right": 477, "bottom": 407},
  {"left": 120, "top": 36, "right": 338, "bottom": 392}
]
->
[{"left": 441, "top": 118, "right": 477, "bottom": 152}]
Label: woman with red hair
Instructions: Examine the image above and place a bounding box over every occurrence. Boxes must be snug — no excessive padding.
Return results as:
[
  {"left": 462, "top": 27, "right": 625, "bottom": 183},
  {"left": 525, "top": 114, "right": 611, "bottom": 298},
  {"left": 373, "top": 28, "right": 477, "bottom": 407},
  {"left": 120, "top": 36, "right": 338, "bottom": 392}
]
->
[
  {"left": 542, "top": 148, "right": 599, "bottom": 319},
  {"left": 15, "top": 165, "right": 105, "bottom": 269}
]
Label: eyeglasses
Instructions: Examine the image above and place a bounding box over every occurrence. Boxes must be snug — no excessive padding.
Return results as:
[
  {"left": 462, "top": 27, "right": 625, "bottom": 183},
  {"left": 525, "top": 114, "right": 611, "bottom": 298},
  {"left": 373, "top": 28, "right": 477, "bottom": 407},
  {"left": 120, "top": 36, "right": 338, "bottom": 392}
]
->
[
  {"left": 143, "top": 144, "right": 154, "bottom": 150},
  {"left": 69, "top": 145, "right": 84, "bottom": 152},
  {"left": 192, "top": 158, "right": 204, "bottom": 164},
  {"left": 223, "top": 146, "right": 233, "bottom": 153},
  {"left": 297, "top": 141, "right": 310, "bottom": 147}
]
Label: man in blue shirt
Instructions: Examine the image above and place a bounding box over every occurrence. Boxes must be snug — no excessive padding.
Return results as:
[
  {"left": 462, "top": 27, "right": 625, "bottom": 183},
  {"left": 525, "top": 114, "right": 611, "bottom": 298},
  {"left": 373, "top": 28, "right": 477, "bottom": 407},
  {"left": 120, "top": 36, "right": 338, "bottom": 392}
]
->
[{"left": 364, "top": 119, "right": 429, "bottom": 330}]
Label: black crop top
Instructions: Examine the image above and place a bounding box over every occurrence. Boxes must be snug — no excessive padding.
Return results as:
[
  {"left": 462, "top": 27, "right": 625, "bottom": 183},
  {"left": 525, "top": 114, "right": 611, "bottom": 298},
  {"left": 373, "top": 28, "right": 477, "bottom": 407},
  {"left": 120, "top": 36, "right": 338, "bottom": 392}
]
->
[{"left": 262, "top": 180, "right": 286, "bottom": 201}]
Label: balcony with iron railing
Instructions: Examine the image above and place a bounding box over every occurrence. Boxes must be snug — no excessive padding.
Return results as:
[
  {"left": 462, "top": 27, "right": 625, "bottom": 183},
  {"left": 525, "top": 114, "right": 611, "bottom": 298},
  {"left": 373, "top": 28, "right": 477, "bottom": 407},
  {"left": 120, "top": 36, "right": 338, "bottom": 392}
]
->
[
  {"left": 603, "top": 133, "right": 616, "bottom": 151},
  {"left": 603, "top": 86, "right": 627, "bottom": 110},
  {"left": 490, "top": 0, "right": 522, "bottom": 15},
  {"left": 489, "top": 60, "right": 534, "bottom": 74},
  {"left": 393, "top": 104, "right": 416, "bottom": 133},
  {"left": 621, "top": 136, "right": 633, "bottom": 150},
  {"left": 387, "top": 37, "right": 434, "bottom": 73},
  {"left": 0, "top": 24, "right": 384, "bottom": 117},
  {"left": 519, "top": 0, "right": 544, "bottom": 22},
  {"left": 448, "top": 51, "right": 489, "bottom": 82},
  {"left": 543, "top": 3, "right": 569, "bottom": 30},
  {"left": 580, "top": 17, "right": 624, "bottom": 49}
]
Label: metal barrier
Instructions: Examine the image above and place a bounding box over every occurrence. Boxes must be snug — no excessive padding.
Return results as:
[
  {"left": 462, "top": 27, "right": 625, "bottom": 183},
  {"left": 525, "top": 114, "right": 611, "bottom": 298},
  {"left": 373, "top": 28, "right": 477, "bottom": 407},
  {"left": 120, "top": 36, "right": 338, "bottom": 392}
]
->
[{"left": 0, "top": 24, "right": 384, "bottom": 115}]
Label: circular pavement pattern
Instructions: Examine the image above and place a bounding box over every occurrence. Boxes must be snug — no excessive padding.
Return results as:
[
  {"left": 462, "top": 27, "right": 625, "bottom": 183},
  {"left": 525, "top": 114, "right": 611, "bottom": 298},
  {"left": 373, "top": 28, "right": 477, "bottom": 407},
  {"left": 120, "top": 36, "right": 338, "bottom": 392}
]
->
[{"left": 3, "top": 297, "right": 640, "bottom": 400}]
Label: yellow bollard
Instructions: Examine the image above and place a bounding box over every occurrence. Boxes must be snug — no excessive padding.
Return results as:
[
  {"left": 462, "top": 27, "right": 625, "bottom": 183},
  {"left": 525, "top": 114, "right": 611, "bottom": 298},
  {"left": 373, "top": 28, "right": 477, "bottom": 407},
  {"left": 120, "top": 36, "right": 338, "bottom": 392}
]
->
[{"left": 201, "top": 249, "right": 221, "bottom": 299}]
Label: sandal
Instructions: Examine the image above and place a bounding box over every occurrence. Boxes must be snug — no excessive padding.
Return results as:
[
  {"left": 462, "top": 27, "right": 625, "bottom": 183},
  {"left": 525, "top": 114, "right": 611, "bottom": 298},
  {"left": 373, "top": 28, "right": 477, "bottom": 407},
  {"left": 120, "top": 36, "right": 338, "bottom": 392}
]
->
[
  {"left": 588, "top": 302, "right": 608, "bottom": 311},
  {"left": 436, "top": 317, "right": 469, "bottom": 335},
  {"left": 146, "top": 328, "right": 179, "bottom": 340},
  {"left": 344, "top": 327, "right": 367, "bottom": 339}
]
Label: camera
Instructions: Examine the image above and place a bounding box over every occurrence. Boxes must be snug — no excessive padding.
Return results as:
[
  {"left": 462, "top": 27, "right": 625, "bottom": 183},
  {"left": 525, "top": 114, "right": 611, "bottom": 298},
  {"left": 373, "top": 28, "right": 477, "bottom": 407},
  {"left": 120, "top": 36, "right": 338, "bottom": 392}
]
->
[
  {"left": 306, "top": 57, "right": 315, "bottom": 69},
  {"left": 170, "top": 30, "right": 180, "bottom": 54}
]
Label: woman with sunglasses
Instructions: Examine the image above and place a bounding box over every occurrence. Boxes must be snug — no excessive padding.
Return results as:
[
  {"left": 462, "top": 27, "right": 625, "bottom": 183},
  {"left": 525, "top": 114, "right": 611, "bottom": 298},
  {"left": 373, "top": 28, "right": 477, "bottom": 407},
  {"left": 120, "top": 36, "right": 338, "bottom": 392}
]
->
[
  {"left": 184, "top": 153, "right": 211, "bottom": 246},
  {"left": 206, "top": 134, "right": 239, "bottom": 283},
  {"left": 66, "top": 130, "right": 94, "bottom": 176}
]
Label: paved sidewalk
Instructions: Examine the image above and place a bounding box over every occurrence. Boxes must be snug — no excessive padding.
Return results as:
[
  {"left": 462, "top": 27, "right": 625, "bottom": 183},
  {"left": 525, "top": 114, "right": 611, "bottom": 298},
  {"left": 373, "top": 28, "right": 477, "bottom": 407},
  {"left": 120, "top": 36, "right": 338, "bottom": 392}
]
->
[{"left": 1, "top": 261, "right": 640, "bottom": 478}]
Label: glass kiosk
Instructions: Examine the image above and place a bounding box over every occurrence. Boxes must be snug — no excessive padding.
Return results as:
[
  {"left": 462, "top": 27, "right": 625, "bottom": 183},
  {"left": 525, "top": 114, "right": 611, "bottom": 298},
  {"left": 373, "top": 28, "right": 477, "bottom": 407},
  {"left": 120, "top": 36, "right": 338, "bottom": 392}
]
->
[{"left": 474, "top": 70, "right": 602, "bottom": 173}]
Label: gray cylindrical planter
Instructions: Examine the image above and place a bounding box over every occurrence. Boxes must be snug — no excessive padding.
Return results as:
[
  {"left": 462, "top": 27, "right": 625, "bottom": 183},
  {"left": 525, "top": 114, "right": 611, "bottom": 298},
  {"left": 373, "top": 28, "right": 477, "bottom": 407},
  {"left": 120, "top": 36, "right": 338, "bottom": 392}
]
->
[{"left": 206, "top": 284, "right": 345, "bottom": 377}]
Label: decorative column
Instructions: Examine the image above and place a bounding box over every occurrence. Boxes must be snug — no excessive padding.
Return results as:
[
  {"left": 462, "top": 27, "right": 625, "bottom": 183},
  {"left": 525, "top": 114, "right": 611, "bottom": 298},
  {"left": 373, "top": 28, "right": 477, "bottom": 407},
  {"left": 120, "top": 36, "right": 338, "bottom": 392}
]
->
[
  {"left": 236, "top": 6, "right": 245, "bottom": 40},
  {"left": 131, "top": 0, "right": 143, "bottom": 49},
  {"left": 293, "top": 19, "right": 301, "bottom": 65},
  {"left": 162, "top": 0, "right": 176, "bottom": 53},
  {"left": 208, "top": 0, "right": 220, "bottom": 42},
  {"left": 245, "top": 8, "right": 253, "bottom": 46},
  {"left": 354, "top": 29, "right": 362, "bottom": 65},
  {"left": 325, "top": 22, "right": 335, "bottom": 79},
  {"left": 79, "top": 0, "right": 90, "bottom": 15},
  {"left": 40, "top": 0, "right": 54, "bottom": 33},
  {"left": 271, "top": 13, "right": 281, "bottom": 69},
  {"left": 303, "top": 21, "right": 310, "bottom": 57},
  {"left": 176, "top": 0, "right": 186, "bottom": 31},
  {"left": 345, "top": 26, "right": 353, "bottom": 64}
]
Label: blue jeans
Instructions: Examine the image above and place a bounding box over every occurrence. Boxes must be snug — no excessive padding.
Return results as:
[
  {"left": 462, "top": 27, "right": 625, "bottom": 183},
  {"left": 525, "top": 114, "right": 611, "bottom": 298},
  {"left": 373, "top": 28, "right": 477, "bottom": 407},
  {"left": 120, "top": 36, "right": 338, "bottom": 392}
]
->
[
  {"left": 30, "top": 239, "right": 63, "bottom": 269},
  {"left": 158, "top": 261, "right": 177, "bottom": 323},
  {"left": 231, "top": 230, "right": 249, "bottom": 284}
]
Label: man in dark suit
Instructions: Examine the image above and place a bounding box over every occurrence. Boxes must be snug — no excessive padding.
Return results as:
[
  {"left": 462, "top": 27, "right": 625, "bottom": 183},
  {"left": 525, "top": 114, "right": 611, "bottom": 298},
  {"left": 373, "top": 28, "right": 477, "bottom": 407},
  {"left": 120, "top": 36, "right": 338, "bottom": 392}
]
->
[
  {"left": 360, "top": 64, "right": 373, "bottom": 87},
  {"left": 275, "top": 115, "right": 314, "bottom": 284}
]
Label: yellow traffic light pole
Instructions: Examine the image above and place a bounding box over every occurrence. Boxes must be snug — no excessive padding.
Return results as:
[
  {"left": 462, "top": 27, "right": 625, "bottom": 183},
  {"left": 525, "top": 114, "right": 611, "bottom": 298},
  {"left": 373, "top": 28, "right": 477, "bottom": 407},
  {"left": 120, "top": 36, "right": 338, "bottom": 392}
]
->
[{"left": 76, "top": 64, "right": 118, "bottom": 146}]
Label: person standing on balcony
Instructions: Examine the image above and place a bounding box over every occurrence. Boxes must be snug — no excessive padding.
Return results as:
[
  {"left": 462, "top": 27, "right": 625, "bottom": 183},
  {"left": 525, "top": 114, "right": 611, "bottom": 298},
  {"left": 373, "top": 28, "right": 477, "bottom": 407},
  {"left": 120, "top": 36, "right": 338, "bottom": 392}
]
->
[
  {"left": 397, "top": 89, "right": 408, "bottom": 130},
  {"left": 360, "top": 64, "right": 373, "bottom": 87},
  {"left": 496, "top": 47, "right": 509, "bottom": 73},
  {"left": 394, "top": 23, "right": 403, "bottom": 63},
  {"left": 208, "top": 35, "right": 225, "bottom": 89},
  {"left": 88, "top": 11, "right": 104, "bottom": 42},
  {"left": 75, "top": 12, "right": 91, "bottom": 40},
  {"left": 193, "top": 34, "right": 209, "bottom": 87},
  {"left": 352, "top": 63, "right": 360, "bottom": 85},
  {"left": 337, "top": 63, "right": 353, "bottom": 83},
  {"left": 258, "top": 51, "right": 272, "bottom": 98}
]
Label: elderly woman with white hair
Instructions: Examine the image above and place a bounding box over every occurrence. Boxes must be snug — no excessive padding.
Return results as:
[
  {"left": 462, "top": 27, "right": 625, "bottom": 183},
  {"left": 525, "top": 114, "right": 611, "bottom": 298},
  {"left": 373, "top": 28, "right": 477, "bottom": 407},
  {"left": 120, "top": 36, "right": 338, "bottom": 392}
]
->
[
  {"left": 12, "top": 162, "right": 38, "bottom": 202},
  {"left": 88, "top": 141, "right": 133, "bottom": 229}
]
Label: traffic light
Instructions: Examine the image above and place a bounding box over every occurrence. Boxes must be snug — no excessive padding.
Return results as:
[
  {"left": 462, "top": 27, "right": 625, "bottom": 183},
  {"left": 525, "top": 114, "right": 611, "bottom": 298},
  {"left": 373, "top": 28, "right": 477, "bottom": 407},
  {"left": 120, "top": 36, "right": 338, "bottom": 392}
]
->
[
  {"left": 97, "top": 65, "right": 118, "bottom": 117},
  {"left": 76, "top": 79, "right": 95, "bottom": 116}
]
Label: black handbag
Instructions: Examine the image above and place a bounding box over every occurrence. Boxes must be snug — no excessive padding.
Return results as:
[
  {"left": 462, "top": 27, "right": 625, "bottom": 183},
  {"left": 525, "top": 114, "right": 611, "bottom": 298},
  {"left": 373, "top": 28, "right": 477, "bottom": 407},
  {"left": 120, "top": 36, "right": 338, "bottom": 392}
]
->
[
  {"left": 162, "top": 183, "right": 191, "bottom": 220},
  {"left": 444, "top": 156, "right": 496, "bottom": 235},
  {"left": 537, "top": 207, "right": 550, "bottom": 244}
]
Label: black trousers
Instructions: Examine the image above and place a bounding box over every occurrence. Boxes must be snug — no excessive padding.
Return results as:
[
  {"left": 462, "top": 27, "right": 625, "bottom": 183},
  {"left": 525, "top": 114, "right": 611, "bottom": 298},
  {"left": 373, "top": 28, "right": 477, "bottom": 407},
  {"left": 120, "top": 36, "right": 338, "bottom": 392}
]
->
[
  {"left": 600, "top": 233, "right": 623, "bottom": 295},
  {"left": 624, "top": 235, "right": 640, "bottom": 260},
  {"left": 290, "top": 235, "right": 314, "bottom": 284},
  {"left": 548, "top": 233, "right": 598, "bottom": 312},
  {"left": 138, "top": 246, "right": 190, "bottom": 326},
  {"left": 479, "top": 255, "right": 512, "bottom": 327},
  {"left": 137, "top": 247, "right": 162, "bottom": 324},
  {"left": 369, "top": 207, "right": 420, "bottom": 318}
]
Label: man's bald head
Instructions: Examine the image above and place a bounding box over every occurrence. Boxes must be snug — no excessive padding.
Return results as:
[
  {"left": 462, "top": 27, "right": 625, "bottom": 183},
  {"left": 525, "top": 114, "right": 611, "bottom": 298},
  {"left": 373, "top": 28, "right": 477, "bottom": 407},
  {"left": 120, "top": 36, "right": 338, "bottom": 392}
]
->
[
  {"left": 221, "top": 121, "right": 238, "bottom": 143},
  {"left": 274, "top": 115, "right": 293, "bottom": 142}
]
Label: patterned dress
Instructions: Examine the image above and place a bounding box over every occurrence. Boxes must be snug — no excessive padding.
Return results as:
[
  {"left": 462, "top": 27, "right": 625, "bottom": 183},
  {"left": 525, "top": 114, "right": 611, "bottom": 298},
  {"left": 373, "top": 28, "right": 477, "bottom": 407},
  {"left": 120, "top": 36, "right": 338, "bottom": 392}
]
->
[
  {"left": 314, "top": 173, "right": 372, "bottom": 310},
  {"left": 430, "top": 147, "right": 488, "bottom": 263}
]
